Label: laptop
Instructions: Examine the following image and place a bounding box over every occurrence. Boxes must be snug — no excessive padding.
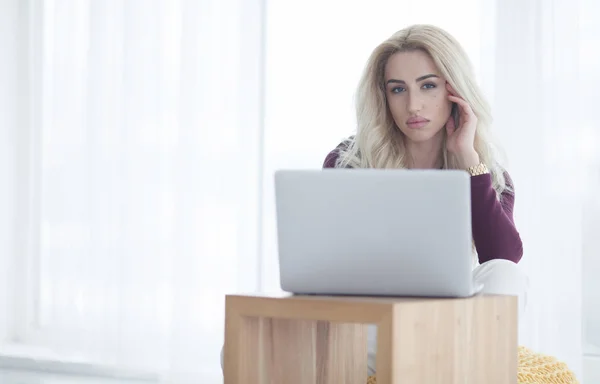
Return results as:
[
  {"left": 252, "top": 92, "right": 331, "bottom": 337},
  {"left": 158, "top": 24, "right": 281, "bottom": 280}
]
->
[{"left": 273, "top": 168, "right": 478, "bottom": 298}]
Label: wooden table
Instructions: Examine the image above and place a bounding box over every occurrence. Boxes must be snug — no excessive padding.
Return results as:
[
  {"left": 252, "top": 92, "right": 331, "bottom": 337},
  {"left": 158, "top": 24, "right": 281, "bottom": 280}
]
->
[{"left": 223, "top": 293, "right": 517, "bottom": 384}]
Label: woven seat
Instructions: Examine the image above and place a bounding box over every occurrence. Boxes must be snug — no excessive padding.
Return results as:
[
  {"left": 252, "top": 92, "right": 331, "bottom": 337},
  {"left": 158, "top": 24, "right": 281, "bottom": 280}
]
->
[{"left": 366, "top": 345, "right": 579, "bottom": 384}]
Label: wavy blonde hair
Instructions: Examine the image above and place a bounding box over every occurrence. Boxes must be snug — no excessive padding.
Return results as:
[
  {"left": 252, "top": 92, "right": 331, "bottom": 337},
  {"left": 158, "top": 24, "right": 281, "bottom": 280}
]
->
[{"left": 337, "top": 24, "right": 509, "bottom": 198}]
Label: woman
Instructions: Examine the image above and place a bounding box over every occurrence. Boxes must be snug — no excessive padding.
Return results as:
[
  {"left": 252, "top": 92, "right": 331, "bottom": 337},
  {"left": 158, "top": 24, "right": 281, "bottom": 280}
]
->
[
  {"left": 323, "top": 24, "right": 528, "bottom": 375},
  {"left": 221, "top": 24, "right": 529, "bottom": 377}
]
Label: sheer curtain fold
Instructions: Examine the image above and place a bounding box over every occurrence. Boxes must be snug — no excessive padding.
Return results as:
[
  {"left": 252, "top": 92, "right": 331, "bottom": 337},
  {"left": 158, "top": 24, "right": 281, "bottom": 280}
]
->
[
  {"left": 492, "top": 0, "right": 588, "bottom": 376},
  {"left": 0, "top": 0, "right": 20, "bottom": 346},
  {"left": 580, "top": 0, "right": 600, "bottom": 379},
  {"left": 6, "top": 0, "right": 264, "bottom": 380}
]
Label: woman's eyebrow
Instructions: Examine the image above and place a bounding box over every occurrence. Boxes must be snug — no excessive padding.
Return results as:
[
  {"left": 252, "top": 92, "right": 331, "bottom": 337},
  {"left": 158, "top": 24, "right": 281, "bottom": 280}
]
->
[{"left": 386, "top": 74, "right": 439, "bottom": 84}]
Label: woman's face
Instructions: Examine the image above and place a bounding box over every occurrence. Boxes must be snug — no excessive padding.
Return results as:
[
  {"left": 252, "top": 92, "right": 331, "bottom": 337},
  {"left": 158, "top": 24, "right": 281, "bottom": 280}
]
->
[{"left": 384, "top": 50, "right": 453, "bottom": 144}]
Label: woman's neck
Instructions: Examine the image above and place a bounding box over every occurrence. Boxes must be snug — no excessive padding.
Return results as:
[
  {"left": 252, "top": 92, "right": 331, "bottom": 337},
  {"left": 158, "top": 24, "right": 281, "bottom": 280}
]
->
[{"left": 405, "top": 136, "right": 444, "bottom": 169}]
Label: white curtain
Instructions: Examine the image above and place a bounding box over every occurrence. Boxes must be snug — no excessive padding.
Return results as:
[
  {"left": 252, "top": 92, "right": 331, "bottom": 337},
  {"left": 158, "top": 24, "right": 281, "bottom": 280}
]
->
[
  {"left": 580, "top": 0, "right": 600, "bottom": 379},
  {"left": 1, "top": 0, "right": 597, "bottom": 382},
  {"left": 491, "top": 0, "right": 600, "bottom": 379},
  {"left": 0, "top": 0, "right": 21, "bottom": 348},
  {"left": 490, "top": 0, "right": 582, "bottom": 376},
  {"left": 2, "top": 0, "right": 264, "bottom": 382}
]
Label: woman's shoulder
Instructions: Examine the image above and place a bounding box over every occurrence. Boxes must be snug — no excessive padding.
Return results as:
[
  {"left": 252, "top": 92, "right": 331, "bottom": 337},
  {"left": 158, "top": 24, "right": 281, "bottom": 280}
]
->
[{"left": 322, "top": 136, "right": 355, "bottom": 168}]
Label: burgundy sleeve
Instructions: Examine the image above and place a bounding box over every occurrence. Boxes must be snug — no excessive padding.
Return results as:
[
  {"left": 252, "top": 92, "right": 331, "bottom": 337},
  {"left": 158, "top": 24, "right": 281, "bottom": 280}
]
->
[
  {"left": 470, "top": 172, "right": 523, "bottom": 264},
  {"left": 323, "top": 149, "right": 340, "bottom": 168},
  {"left": 323, "top": 140, "right": 351, "bottom": 168}
]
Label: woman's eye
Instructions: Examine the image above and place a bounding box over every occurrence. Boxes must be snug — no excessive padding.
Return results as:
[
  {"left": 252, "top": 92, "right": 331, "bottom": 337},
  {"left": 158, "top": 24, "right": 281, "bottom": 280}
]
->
[
  {"left": 391, "top": 87, "right": 405, "bottom": 93},
  {"left": 423, "top": 83, "right": 436, "bottom": 89}
]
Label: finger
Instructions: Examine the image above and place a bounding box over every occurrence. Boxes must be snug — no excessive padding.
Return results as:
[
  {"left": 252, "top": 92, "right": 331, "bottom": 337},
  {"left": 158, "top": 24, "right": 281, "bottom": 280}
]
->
[
  {"left": 447, "top": 94, "right": 475, "bottom": 121},
  {"left": 445, "top": 113, "right": 456, "bottom": 135},
  {"left": 445, "top": 83, "right": 472, "bottom": 116}
]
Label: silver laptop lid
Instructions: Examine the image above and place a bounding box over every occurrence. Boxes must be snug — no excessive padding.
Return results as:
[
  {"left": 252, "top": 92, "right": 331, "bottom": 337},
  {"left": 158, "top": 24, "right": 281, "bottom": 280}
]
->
[{"left": 274, "top": 169, "right": 475, "bottom": 297}]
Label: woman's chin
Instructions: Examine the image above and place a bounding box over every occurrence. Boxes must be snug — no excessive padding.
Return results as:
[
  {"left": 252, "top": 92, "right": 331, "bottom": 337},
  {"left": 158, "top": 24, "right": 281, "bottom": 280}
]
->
[{"left": 400, "top": 127, "right": 444, "bottom": 144}]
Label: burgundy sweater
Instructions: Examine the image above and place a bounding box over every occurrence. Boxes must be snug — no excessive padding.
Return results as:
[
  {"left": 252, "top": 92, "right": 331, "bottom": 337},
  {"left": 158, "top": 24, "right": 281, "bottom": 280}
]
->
[{"left": 323, "top": 143, "right": 523, "bottom": 264}]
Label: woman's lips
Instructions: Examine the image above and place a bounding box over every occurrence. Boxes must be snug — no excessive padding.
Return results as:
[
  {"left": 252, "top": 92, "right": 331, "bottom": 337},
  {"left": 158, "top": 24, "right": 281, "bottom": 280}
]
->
[{"left": 406, "top": 117, "right": 430, "bottom": 129}]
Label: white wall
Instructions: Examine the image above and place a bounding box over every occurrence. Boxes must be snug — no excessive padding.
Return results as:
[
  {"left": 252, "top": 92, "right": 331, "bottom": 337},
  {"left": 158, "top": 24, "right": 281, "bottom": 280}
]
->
[
  {"left": 261, "top": 0, "right": 484, "bottom": 293},
  {"left": 0, "top": 0, "right": 20, "bottom": 344}
]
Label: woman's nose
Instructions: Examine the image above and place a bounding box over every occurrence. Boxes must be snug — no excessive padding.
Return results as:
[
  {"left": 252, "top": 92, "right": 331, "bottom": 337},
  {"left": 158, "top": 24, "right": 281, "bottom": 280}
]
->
[{"left": 408, "top": 93, "right": 424, "bottom": 114}]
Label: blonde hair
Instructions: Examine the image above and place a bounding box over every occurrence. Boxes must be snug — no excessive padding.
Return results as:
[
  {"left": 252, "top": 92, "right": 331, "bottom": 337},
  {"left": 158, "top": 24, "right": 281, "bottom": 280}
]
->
[{"left": 337, "top": 24, "right": 509, "bottom": 198}]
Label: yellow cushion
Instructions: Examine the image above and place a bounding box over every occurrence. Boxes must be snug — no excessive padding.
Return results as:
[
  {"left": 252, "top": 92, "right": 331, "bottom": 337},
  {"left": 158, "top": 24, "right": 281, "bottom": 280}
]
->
[
  {"left": 366, "top": 346, "right": 579, "bottom": 384},
  {"left": 517, "top": 346, "right": 579, "bottom": 383}
]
